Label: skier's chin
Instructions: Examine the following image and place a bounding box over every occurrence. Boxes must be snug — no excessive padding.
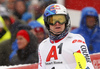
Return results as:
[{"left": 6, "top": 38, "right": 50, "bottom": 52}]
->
[{"left": 53, "top": 31, "right": 63, "bottom": 36}]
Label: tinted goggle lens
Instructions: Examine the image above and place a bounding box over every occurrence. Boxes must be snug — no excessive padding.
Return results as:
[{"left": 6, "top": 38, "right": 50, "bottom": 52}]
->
[{"left": 48, "top": 15, "right": 66, "bottom": 25}]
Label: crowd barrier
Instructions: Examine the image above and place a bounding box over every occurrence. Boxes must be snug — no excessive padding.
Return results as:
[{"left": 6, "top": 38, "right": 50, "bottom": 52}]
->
[
  {"left": 90, "top": 53, "right": 100, "bottom": 69},
  {"left": 9, "top": 63, "right": 38, "bottom": 69},
  {"left": 0, "top": 63, "right": 38, "bottom": 69},
  {"left": 0, "top": 53, "right": 100, "bottom": 69}
]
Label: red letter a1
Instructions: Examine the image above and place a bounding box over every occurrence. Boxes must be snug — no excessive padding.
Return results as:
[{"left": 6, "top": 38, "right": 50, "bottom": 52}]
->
[{"left": 46, "top": 46, "right": 58, "bottom": 62}]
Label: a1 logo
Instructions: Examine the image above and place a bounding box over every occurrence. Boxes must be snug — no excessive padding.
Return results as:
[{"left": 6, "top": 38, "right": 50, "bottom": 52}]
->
[{"left": 46, "top": 43, "right": 63, "bottom": 62}]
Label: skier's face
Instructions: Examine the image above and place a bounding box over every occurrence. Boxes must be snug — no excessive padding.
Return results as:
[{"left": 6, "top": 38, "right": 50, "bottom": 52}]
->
[
  {"left": 49, "top": 22, "right": 65, "bottom": 35},
  {"left": 48, "top": 14, "right": 66, "bottom": 35}
]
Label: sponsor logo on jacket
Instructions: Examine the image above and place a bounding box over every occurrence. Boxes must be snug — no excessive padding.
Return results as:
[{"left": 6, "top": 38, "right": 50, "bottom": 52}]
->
[
  {"left": 81, "top": 45, "right": 91, "bottom": 62},
  {"left": 72, "top": 39, "right": 85, "bottom": 44}
]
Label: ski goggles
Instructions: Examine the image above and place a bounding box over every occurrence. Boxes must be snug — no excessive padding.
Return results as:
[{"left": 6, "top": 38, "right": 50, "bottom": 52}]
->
[{"left": 47, "top": 14, "right": 66, "bottom": 25}]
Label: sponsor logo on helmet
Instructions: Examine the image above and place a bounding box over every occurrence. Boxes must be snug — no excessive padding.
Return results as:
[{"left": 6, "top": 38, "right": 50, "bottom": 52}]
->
[{"left": 50, "top": 5, "right": 61, "bottom": 11}]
